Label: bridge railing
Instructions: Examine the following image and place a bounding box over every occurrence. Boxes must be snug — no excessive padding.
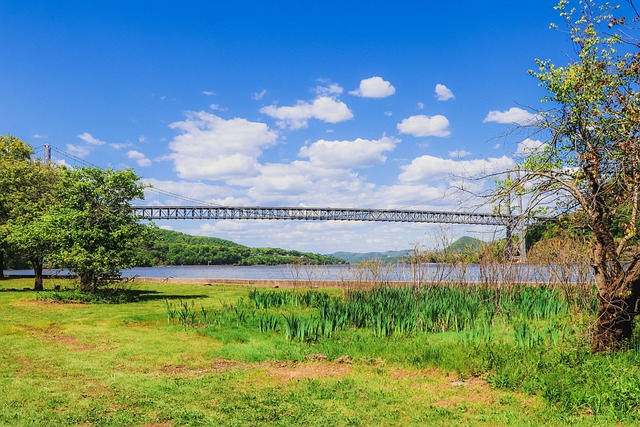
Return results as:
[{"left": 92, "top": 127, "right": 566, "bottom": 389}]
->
[{"left": 132, "top": 205, "right": 539, "bottom": 226}]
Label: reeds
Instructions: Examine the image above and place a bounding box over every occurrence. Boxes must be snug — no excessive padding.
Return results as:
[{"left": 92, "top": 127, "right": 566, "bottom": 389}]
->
[{"left": 245, "top": 284, "right": 571, "bottom": 342}]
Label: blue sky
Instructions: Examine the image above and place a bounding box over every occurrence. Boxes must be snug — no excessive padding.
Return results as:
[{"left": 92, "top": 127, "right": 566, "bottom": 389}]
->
[{"left": 1, "top": 1, "right": 571, "bottom": 253}]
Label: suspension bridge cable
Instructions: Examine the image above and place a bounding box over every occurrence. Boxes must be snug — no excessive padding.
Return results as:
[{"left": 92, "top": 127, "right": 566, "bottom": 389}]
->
[
  {"left": 144, "top": 186, "right": 219, "bottom": 206},
  {"left": 49, "top": 145, "right": 101, "bottom": 168}
]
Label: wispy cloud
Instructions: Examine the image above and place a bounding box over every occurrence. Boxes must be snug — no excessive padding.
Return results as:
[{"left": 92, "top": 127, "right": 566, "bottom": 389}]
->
[
  {"left": 127, "top": 150, "right": 151, "bottom": 167},
  {"left": 65, "top": 143, "right": 90, "bottom": 158},
  {"left": 449, "top": 149, "right": 471, "bottom": 158},
  {"left": 77, "top": 132, "right": 106, "bottom": 145},
  {"left": 253, "top": 89, "right": 267, "bottom": 100}
]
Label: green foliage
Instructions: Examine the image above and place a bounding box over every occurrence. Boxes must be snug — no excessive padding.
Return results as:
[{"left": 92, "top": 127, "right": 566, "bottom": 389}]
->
[
  {"left": 0, "top": 137, "right": 59, "bottom": 287},
  {"left": 138, "top": 228, "right": 344, "bottom": 266},
  {"left": 0, "top": 134, "right": 33, "bottom": 160},
  {"left": 489, "top": 0, "right": 640, "bottom": 351},
  {"left": 46, "top": 167, "right": 151, "bottom": 291},
  {"left": 36, "top": 286, "right": 141, "bottom": 304}
]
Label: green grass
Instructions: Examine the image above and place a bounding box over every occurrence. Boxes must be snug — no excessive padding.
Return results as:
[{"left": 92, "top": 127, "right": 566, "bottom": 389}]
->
[{"left": 1, "top": 278, "right": 639, "bottom": 426}]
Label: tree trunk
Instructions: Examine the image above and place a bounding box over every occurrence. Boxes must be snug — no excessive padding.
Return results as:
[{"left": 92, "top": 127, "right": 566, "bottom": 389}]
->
[
  {"left": 80, "top": 274, "right": 95, "bottom": 292},
  {"left": 0, "top": 249, "right": 4, "bottom": 279},
  {"left": 591, "top": 265, "right": 640, "bottom": 352},
  {"left": 31, "top": 258, "right": 43, "bottom": 291}
]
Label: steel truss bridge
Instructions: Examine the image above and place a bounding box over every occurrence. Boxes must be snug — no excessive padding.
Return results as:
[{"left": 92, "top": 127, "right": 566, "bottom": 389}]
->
[{"left": 133, "top": 205, "right": 534, "bottom": 227}]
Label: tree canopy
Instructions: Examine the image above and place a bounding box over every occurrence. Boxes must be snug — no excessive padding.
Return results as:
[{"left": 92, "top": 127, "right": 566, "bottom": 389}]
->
[
  {"left": 46, "top": 167, "right": 151, "bottom": 292},
  {"left": 497, "top": 0, "right": 640, "bottom": 351}
]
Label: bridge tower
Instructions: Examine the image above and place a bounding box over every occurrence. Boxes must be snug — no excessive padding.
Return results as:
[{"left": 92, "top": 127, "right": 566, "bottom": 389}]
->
[{"left": 505, "top": 168, "right": 527, "bottom": 262}]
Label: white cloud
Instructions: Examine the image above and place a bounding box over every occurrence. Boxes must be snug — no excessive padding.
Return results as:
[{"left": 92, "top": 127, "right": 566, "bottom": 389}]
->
[
  {"left": 127, "top": 150, "right": 151, "bottom": 167},
  {"left": 77, "top": 132, "right": 106, "bottom": 145},
  {"left": 110, "top": 142, "right": 133, "bottom": 150},
  {"left": 417, "top": 102, "right": 425, "bottom": 110},
  {"left": 435, "top": 84, "right": 454, "bottom": 101},
  {"left": 397, "top": 114, "right": 451, "bottom": 137},
  {"left": 65, "top": 144, "right": 90, "bottom": 158},
  {"left": 483, "top": 107, "right": 539, "bottom": 125},
  {"left": 313, "top": 83, "right": 344, "bottom": 97},
  {"left": 516, "top": 138, "right": 547, "bottom": 156},
  {"left": 209, "top": 104, "right": 227, "bottom": 111},
  {"left": 449, "top": 150, "right": 471, "bottom": 158},
  {"left": 32, "top": 134, "right": 47, "bottom": 139},
  {"left": 260, "top": 96, "right": 353, "bottom": 130},
  {"left": 253, "top": 89, "right": 267, "bottom": 100},
  {"left": 299, "top": 136, "right": 399, "bottom": 169},
  {"left": 349, "top": 76, "right": 396, "bottom": 98},
  {"left": 399, "top": 155, "right": 514, "bottom": 183},
  {"left": 202, "top": 91, "right": 215, "bottom": 96},
  {"left": 384, "top": 111, "right": 393, "bottom": 117},
  {"left": 168, "top": 111, "right": 278, "bottom": 181},
  {"left": 138, "top": 135, "right": 146, "bottom": 143}
]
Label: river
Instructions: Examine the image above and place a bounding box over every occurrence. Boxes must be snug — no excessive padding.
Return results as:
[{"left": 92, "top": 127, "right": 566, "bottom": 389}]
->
[{"left": 3, "top": 263, "right": 594, "bottom": 284}]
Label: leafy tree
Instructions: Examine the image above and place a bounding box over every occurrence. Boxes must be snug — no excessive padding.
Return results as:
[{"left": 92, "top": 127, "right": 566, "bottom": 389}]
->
[
  {"left": 0, "top": 135, "right": 34, "bottom": 279},
  {"left": 48, "top": 167, "right": 151, "bottom": 292},
  {"left": 498, "top": 0, "right": 640, "bottom": 351},
  {"left": 1, "top": 159, "right": 60, "bottom": 290},
  {"left": 0, "top": 134, "right": 33, "bottom": 160}
]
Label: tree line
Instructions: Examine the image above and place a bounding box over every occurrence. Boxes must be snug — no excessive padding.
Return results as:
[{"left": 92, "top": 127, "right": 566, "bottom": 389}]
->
[{"left": 137, "top": 228, "right": 345, "bottom": 266}]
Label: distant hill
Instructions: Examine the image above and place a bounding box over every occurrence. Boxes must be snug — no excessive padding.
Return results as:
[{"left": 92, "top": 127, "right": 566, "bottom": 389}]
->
[
  {"left": 330, "top": 236, "right": 485, "bottom": 263},
  {"left": 445, "top": 236, "right": 484, "bottom": 254},
  {"left": 330, "top": 250, "right": 410, "bottom": 263},
  {"left": 138, "top": 229, "right": 345, "bottom": 266}
]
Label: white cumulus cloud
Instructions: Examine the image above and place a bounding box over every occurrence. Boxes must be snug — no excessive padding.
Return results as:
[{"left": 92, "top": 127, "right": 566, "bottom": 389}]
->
[
  {"left": 399, "top": 155, "right": 514, "bottom": 183},
  {"left": 483, "top": 107, "right": 539, "bottom": 125},
  {"left": 77, "top": 132, "right": 106, "bottom": 145},
  {"left": 435, "top": 84, "right": 454, "bottom": 101},
  {"left": 349, "top": 76, "right": 396, "bottom": 98},
  {"left": 127, "top": 150, "right": 151, "bottom": 167},
  {"left": 168, "top": 111, "right": 278, "bottom": 181},
  {"left": 260, "top": 96, "right": 353, "bottom": 130},
  {"left": 397, "top": 114, "right": 451, "bottom": 137},
  {"left": 299, "top": 136, "right": 399, "bottom": 169}
]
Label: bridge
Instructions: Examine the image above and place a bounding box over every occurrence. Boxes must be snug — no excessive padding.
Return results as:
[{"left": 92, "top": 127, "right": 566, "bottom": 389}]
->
[
  {"left": 35, "top": 145, "right": 536, "bottom": 259},
  {"left": 133, "top": 205, "right": 531, "bottom": 226}
]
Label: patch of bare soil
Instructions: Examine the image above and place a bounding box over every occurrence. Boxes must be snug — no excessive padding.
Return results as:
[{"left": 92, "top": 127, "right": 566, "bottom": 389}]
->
[
  {"left": 161, "top": 357, "right": 243, "bottom": 376},
  {"left": 16, "top": 323, "right": 97, "bottom": 351},
  {"left": 263, "top": 360, "right": 353, "bottom": 383},
  {"left": 14, "top": 356, "right": 49, "bottom": 378},
  {"left": 430, "top": 374, "right": 497, "bottom": 408}
]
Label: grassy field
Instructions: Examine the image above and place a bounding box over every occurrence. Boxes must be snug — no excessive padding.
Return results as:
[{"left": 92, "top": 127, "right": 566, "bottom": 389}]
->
[{"left": 1, "top": 277, "right": 639, "bottom": 426}]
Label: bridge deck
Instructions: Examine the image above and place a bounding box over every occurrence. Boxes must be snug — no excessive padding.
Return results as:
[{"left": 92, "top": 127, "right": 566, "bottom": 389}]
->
[{"left": 133, "top": 206, "right": 523, "bottom": 226}]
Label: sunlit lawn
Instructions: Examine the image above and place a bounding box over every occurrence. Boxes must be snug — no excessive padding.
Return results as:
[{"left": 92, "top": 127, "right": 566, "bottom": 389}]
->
[{"left": 0, "top": 278, "right": 632, "bottom": 426}]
